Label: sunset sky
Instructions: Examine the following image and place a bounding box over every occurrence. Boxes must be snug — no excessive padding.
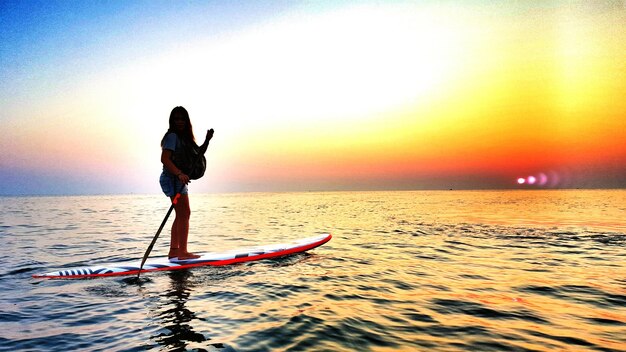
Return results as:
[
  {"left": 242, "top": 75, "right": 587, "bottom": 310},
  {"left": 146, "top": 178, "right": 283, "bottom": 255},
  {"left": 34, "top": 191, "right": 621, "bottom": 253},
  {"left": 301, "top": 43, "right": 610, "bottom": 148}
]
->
[{"left": 1, "top": 1, "right": 625, "bottom": 195}]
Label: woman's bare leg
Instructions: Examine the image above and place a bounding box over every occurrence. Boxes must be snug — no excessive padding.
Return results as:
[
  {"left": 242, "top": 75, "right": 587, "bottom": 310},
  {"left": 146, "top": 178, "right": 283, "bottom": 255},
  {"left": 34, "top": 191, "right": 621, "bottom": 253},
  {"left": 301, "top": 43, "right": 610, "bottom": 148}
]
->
[
  {"left": 168, "top": 197, "right": 182, "bottom": 258},
  {"left": 173, "top": 194, "right": 199, "bottom": 259}
]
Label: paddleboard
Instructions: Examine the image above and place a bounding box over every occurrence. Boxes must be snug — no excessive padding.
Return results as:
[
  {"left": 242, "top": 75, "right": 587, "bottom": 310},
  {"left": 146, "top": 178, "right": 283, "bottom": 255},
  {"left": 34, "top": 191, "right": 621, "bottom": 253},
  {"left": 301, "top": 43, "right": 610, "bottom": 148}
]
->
[{"left": 33, "top": 233, "right": 332, "bottom": 279}]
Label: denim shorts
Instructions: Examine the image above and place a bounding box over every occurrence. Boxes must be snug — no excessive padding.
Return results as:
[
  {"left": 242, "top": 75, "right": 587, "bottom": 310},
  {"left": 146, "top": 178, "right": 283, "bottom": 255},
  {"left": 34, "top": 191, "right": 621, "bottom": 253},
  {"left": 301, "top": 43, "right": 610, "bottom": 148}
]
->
[{"left": 159, "top": 171, "right": 188, "bottom": 197}]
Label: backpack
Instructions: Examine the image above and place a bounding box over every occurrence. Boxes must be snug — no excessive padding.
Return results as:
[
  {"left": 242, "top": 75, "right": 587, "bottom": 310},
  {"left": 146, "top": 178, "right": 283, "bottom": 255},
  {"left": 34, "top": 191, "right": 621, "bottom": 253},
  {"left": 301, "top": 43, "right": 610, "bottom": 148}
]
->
[{"left": 172, "top": 138, "right": 206, "bottom": 180}]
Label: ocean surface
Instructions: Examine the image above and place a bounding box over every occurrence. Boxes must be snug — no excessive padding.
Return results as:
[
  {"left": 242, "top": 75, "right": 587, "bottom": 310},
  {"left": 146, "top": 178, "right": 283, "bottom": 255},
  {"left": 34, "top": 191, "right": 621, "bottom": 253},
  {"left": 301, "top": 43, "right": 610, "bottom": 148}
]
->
[{"left": 1, "top": 190, "right": 625, "bottom": 352}]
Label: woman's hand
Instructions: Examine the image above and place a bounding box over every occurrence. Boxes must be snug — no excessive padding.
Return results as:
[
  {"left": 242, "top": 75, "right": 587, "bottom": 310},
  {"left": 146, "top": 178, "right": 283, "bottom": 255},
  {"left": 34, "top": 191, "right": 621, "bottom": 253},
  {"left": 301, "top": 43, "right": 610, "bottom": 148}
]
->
[
  {"left": 177, "top": 172, "right": 190, "bottom": 185},
  {"left": 199, "top": 129, "right": 214, "bottom": 154}
]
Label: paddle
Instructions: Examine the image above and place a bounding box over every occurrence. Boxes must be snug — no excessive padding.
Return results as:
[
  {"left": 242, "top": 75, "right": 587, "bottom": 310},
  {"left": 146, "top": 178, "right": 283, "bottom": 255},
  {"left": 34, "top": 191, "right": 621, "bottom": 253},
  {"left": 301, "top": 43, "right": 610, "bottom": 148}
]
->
[
  {"left": 137, "top": 187, "right": 183, "bottom": 278},
  {"left": 138, "top": 131, "right": 212, "bottom": 278}
]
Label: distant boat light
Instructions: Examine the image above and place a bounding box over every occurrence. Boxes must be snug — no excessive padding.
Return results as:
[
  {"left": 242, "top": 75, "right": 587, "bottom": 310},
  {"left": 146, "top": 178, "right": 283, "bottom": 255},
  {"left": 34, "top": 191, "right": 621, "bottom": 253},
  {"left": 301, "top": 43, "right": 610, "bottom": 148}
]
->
[
  {"left": 517, "top": 178, "right": 526, "bottom": 184},
  {"left": 527, "top": 176, "right": 537, "bottom": 185}
]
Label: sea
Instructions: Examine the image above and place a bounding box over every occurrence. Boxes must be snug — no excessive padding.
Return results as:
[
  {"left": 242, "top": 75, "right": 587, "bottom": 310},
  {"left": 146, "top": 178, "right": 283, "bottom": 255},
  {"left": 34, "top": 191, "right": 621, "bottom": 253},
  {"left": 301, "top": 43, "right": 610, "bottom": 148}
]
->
[{"left": 1, "top": 190, "right": 625, "bottom": 352}]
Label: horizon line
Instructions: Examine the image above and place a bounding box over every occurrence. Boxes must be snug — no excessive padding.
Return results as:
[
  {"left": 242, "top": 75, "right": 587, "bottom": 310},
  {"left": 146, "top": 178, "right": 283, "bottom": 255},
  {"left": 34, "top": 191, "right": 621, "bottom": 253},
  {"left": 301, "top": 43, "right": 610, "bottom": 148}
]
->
[{"left": 2, "top": 187, "right": 625, "bottom": 198}]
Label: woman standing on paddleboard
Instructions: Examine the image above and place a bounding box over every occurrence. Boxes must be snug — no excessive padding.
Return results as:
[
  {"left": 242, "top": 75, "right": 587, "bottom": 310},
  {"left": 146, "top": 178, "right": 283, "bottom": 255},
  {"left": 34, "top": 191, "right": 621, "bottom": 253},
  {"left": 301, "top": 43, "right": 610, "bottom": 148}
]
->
[{"left": 160, "top": 106, "right": 214, "bottom": 260}]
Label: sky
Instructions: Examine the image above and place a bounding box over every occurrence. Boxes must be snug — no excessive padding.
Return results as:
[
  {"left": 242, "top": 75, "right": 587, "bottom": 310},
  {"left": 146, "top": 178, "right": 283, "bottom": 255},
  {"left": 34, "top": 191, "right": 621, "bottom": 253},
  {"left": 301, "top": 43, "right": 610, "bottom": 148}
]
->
[{"left": 1, "top": 0, "right": 625, "bottom": 195}]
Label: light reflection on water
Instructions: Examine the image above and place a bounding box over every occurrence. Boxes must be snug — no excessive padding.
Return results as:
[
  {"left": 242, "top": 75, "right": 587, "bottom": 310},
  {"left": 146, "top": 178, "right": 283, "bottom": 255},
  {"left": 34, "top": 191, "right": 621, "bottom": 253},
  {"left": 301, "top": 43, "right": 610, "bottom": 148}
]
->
[{"left": 1, "top": 190, "right": 625, "bottom": 351}]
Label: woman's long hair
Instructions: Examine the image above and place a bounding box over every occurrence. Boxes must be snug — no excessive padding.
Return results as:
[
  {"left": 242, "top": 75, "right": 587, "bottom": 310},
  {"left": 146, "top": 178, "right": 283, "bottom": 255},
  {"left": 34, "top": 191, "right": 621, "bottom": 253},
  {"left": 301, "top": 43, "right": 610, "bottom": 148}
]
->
[{"left": 161, "top": 106, "right": 197, "bottom": 147}]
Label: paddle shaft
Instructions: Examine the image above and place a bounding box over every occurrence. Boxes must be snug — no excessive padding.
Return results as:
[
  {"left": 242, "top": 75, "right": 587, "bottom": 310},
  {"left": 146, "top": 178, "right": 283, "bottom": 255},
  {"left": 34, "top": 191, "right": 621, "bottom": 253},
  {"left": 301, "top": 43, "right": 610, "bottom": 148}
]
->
[{"left": 137, "top": 190, "right": 181, "bottom": 277}]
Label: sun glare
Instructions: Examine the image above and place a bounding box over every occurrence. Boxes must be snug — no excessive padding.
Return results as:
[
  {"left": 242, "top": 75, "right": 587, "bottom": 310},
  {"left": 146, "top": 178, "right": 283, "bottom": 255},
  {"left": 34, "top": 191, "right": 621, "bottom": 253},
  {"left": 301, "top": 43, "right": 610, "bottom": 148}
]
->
[{"left": 115, "top": 4, "right": 469, "bottom": 133}]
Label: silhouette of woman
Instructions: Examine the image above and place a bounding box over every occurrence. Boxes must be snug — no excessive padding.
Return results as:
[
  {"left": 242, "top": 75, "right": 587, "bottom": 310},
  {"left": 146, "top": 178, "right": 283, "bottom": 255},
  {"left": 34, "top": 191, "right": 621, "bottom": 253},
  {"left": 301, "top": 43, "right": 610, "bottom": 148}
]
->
[{"left": 160, "top": 106, "right": 213, "bottom": 260}]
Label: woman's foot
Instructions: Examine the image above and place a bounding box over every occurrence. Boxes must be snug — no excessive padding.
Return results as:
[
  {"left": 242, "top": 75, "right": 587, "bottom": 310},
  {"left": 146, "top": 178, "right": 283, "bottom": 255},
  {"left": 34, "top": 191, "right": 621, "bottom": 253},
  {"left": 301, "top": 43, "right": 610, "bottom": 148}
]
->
[
  {"left": 168, "top": 249, "right": 180, "bottom": 259},
  {"left": 177, "top": 252, "right": 201, "bottom": 260}
]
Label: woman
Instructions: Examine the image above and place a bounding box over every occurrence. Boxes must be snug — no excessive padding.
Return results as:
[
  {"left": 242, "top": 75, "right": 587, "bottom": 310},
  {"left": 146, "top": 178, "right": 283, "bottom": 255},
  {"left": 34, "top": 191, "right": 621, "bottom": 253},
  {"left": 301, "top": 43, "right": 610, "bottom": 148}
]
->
[{"left": 160, "top": 106, "right": 214, "bottom": 260}]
